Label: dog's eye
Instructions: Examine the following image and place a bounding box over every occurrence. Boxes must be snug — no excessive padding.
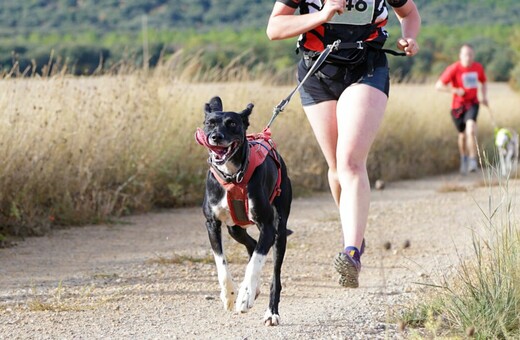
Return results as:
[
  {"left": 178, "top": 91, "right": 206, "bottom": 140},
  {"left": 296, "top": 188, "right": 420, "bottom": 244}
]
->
[{"left": 224, "top": 120, "right": 237, "bottom": 128}]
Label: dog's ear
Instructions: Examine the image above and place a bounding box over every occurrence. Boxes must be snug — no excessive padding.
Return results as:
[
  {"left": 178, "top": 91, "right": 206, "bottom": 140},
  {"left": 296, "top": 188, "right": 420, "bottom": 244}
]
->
[
  {"left": 205, "top": 97, "right": 223, "bottom": 115},
  {"left": 238, "top": 103, "right": 254, "bottom": 129}
]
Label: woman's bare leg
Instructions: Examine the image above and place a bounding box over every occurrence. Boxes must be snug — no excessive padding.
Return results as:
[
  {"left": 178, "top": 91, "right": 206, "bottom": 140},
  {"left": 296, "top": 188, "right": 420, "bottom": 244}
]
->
[
  {"left": 303, "top": 100, "right": 340, "bottom": 206},
  {"left": 335, "top": 84, "right": 387, "bottom": 250}
]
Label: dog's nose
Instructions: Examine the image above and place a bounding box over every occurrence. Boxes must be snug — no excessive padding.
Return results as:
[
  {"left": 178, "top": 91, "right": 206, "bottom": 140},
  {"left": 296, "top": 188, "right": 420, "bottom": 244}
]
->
[{"left": 210, "top": 132, "right": 224, "bottom": 144}]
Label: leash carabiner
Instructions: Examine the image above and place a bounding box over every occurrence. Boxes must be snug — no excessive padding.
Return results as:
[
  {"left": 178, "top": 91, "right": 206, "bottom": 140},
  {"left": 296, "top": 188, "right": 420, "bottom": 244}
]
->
[{"left": 266, "top": 40, "right": 340, "bottom": 128}]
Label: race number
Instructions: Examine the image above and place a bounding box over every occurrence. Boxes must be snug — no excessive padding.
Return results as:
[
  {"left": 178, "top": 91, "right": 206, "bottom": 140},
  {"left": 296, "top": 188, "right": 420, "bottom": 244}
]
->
[
  {"left": 329, "top": 0, "right": 375, "bottom": 25},
  {"left": 462, "top": 72, "right": 479, "bottom": 89}
]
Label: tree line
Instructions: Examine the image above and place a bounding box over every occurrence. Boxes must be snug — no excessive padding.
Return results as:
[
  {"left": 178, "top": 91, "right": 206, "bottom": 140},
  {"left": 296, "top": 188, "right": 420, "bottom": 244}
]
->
[{"left": 1, "top": 0, "right": 520, "bottom": 87}]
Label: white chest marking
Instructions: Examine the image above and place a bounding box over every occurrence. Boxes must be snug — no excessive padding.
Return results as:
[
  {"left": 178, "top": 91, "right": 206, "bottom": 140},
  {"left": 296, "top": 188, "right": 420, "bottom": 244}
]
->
[{"left": 211, "top": 193, "right": 255, "bottom": 227}]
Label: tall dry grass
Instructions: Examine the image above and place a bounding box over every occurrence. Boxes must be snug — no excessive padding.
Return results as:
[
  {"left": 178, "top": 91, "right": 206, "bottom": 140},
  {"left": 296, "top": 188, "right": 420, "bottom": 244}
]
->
[
  {"left": 378, "top": 82, "right": 520, "bottom": 181},
  {"left": 1, "top": 56, "right": 519, "bottom": 236},
  {"left": 399, "top": 166, "right": 520, "bottom": 338}
]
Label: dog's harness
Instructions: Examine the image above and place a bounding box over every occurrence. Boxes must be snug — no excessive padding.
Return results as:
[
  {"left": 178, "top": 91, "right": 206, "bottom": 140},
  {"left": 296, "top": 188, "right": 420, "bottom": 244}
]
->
[{"left": 195, "top": 127, "right": 282, "bottom": 227}]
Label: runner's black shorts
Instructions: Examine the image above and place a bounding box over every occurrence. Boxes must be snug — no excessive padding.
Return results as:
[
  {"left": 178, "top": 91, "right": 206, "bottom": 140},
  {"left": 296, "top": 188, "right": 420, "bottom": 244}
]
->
[
  {"left": 297, "top": 50, "right": 389, "bottom": 106},
  {"left": 451, "top": 103, "right": 479, "bottom": 133}
]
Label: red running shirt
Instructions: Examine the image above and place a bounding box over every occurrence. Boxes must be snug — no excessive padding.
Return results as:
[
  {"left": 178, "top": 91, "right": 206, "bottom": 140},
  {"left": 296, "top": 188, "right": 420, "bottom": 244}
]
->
[{"left": 439, "top": 61, "right": 487, "bottom": 109}]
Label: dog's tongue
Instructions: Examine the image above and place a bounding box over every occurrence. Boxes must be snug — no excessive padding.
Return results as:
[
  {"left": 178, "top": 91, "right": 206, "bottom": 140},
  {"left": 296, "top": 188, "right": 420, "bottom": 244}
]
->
[
  {"left": 194, "top": 128, "right": 208, "bottom": 147},
  {"left": 194, "top": 128, "right": 228, "bottom": 154}
]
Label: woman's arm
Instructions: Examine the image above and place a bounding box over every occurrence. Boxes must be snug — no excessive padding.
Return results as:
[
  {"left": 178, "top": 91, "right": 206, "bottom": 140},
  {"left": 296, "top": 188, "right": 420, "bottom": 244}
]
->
[
  {"left": 266, "top": 0, "right": 345, "bottom": 41},
  {"left": 392, "top": 0, "right": 421, "bottom": 56}
]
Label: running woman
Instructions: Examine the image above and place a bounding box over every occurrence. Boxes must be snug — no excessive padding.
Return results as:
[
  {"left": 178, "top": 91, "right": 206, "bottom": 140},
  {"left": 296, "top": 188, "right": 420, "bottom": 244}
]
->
[
  {"left": 436, "top": 44, "right": 489, "bottom": 174},
  {"left": 266, "top": 0, "right": 421, "bottom": 288}
]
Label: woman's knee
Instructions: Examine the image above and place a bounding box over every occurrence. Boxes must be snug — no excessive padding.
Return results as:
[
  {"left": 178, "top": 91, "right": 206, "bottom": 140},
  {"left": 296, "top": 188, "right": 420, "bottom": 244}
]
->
[{"left": 337, "top": 156, "right": 367, "bottom": 179}]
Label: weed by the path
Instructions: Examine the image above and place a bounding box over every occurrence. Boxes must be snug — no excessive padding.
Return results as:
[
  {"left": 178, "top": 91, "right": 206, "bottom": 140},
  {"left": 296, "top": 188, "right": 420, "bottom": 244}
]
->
[
  {"left": 437, "top": 182, "right": 469, "bottom": 193},
  {"left": 27, "top": 281, "right": 99, "bottom": 312},
  {"left": 399, "top": 166, "right": 520, "bottom": 338},
  {"left": 147, "top": 253, "right": 214, "bottom": 265}
]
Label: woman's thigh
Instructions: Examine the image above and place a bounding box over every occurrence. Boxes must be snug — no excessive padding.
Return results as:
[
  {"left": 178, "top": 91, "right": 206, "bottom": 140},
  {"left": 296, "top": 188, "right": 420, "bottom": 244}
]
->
[
  {"left": 302, "top": 100, "right": 339, "bottom": 168},
  {"left": 336, "top": 84, "right": 388, "bottom": 168}
]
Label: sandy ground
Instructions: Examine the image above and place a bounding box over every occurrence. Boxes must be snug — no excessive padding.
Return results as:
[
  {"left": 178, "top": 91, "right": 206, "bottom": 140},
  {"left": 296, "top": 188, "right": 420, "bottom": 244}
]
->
[{"left": 0, "top": 172, "right": 517, "bottom": 339}]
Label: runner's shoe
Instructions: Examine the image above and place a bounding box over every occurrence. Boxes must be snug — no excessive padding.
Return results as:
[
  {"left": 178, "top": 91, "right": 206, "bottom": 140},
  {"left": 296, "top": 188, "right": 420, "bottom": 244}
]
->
[
  {"left": 334, "top": 247, "right": 361, "bottom": 288},
  {"left": 460, "top": 155, "right": 468, "bottom": 175},
  {"left": 468, "top": 157, "right": 478, "bottom": 172}
]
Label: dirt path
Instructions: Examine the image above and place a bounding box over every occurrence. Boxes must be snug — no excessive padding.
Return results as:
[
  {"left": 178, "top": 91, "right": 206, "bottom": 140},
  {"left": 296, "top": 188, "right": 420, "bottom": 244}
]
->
[{"left": 1, "top": 173, "right": 516, "bottom": 339}]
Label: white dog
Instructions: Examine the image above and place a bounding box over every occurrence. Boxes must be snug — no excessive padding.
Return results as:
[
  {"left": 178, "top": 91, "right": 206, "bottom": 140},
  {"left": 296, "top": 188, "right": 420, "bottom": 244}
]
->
[{"left": 495, "top": 128, "right": 519, "bottom": 177}]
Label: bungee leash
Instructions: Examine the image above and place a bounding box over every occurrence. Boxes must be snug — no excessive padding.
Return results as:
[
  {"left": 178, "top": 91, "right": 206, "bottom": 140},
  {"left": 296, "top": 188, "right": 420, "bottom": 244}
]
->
[
  {"left": 266, "top": 40, "right": 341, "bottom": 128},
  {"left": 484, "top": 104, "right": 498, "bottom": 130}
]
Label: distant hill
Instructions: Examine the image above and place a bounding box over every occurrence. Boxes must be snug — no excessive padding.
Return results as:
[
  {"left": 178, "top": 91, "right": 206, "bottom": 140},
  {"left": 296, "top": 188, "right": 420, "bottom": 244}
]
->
[
  {"left": 1, "top": 0, "right": 520, "bottom": 37},
  {"left": 1, "top": 1, "right": 519, "bottom": 83},
  {"left": 414, "top": 0, "right": 520, "bottom": 27}
]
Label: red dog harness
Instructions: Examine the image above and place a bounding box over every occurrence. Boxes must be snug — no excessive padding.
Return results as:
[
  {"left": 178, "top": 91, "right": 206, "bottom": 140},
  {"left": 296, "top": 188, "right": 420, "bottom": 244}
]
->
[{"left": 195, "top": 127, "right": 282, "bottom": 227}]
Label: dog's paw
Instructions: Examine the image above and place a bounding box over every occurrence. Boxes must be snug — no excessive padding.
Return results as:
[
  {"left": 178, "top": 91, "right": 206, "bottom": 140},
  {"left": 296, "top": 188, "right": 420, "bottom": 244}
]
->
[
  {"left": 236, "top": 283, "right": 257, "bottom": 313},
  {"left": 220, "top": 282, "right": 236, "bottom": 311},
  {"left": 220, "top": 290, "right": 236, "bottom": 311},
  {"left": 263, "top": 310, "right": 281, "bottom": 326}
]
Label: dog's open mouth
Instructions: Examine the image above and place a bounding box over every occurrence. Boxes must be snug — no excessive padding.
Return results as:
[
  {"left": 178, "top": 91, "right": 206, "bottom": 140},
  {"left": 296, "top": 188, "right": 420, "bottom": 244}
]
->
[{"left": 208, "top": 141, "right": 239, "bottom": 165}]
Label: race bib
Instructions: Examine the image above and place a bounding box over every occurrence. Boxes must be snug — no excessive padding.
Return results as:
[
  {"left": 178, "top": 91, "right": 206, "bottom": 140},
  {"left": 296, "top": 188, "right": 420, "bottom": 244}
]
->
[
  {"left": 462, "top": 71, "right": 478, "bottom": 89},
  {"left": 328, "top": 0, "right": 375, "bottom": 25}
]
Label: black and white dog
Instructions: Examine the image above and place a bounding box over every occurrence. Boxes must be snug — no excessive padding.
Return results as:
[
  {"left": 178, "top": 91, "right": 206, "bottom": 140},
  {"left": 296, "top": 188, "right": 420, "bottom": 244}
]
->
[
  {"left": 195, "top": 96, "right": 292, "bottom": 326},
  {"left": 495, "top": 127, "right": 519, "bottom": 177}
]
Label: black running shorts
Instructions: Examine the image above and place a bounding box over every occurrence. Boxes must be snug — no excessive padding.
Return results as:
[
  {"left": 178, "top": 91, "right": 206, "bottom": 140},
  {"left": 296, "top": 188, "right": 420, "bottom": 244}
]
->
[
  {"left": 451, "top": 103, "right": 479, "bottom": 133},
  {"left": 297, "top": 51, "right": 389, "bottom": 106}
]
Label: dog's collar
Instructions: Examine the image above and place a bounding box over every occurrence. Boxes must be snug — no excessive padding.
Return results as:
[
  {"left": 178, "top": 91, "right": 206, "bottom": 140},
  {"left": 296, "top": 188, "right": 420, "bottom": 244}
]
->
[
  {"left": 195, "top": 128, "right": 249, "bottom": 182},
  {"left": 209, "top": 140, "right": 250, "bottom": 184}
]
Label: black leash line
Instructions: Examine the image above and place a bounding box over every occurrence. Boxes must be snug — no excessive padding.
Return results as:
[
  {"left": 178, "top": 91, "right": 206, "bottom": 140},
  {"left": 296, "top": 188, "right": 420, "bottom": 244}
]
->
[{"left": 266, "top": 40, "right": 340, "bottom": 129}]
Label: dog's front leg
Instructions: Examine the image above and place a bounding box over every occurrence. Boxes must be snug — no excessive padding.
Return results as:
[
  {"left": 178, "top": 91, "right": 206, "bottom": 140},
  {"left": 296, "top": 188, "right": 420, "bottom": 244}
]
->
[
  {"left": 236, "top": 218, "right": 275, "bottom": 313},
  {"left": 206, "top": 220, "right": 236, "bottom": 311},
  {"left": 236, "top": 251, "right": 268, "bottom": 313},
  {"left": 499, "top": 150, "right": 507, "bottom": 177}
]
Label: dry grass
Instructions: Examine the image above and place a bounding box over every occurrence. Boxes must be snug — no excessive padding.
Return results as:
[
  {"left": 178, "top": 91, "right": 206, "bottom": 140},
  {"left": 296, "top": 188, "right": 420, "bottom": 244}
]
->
[
  {"left": 1, "top": 57, "right": 520, "bottom": 236},
  {"left": 147, "top": 242, "right": 250, "bottom": 266},
  {"left": 400, "top": 167, "right": 520, "bottom": 338},
  {"left": 437, "top": 183, "right": 469, "bottom": 193},
  {"left": 27, "top": 281, "right": 99, "bottom": 312},
  {"left": 147, "top": 253, "right": 215, "bottom": 265},
  {"left": 378, "top": 82, "right": 520, "bottom": 182}
]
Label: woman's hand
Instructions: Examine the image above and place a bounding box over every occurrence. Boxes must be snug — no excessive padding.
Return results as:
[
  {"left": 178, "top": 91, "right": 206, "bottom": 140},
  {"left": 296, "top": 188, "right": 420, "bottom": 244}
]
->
[
  {"left": 321, "top": 0, "right": 346, "bottom": 22},
  {"left": 267, "top": 1, "right": 345, "bottom": 40},
  {"left": 393, "top": 1, "right": 421, "bottom": 57},
  {"left": 397, "top": 38, "right": 419, "bottom": 56}
]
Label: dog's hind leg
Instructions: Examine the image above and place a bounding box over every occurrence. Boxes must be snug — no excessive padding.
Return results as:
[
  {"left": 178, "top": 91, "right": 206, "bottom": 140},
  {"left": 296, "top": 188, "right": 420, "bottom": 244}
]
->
[
  {"left": 265, "top": 177, "right": 292, "bottom": 326},
  {"left": 264, "top": 215, "right": 287, "bottom": 326},
  {"left": 227, "top": 225, "right": 257, "bottom": 259},
  {"left": 207, "top": 220, "right": 236, "bottom": 311}
]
